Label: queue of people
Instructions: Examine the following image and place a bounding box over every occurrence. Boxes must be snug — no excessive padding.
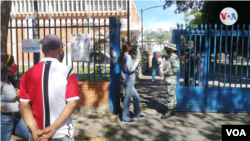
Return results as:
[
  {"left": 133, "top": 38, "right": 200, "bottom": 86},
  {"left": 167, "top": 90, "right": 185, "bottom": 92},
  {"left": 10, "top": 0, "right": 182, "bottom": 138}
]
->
[{"left": 1, "top": 35, "right": 80, "bottom": 141}]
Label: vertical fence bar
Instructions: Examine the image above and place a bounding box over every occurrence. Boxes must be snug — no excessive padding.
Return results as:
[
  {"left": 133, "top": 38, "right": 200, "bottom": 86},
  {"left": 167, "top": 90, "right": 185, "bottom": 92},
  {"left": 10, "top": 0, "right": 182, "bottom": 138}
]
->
[
  {"left": 229, "top": 25, "right": 234, "bottom": 88},
  {"left": 224, "top": 25, "right": 228, "bottom": 87},
  {"left": 38, "top": 19, "right": 40, "bottom": 62},
  {"left": 178, "top": 24, "right": 183, "bottom": 88},
  {"left": 32, "top": 19, "right": 34, "bottom": 66},
  {"left": 235, "top": 25, "right": 240, "bottom": 87},
  {"left": 212, "top": 24, "right": 217, "bottom": 87},
  {"left": 88, "top": 18, "right": 90, "bottom": 81},
  {"left": 10, "top": 20, "right": 13, "bottom": 55},
  {"left": 218, "top": 24, "right": 223, "bottom": 88},
  {"left": 193, "top": 24, "right": 198, "bottom": 87},
  {"left": 60, "top": 19, "right": 62, "bottom": 65},
  {"left": 49, "top": 19, "right": 51, "bottom": 34},
  {"left": 15, "top": 19, "right": 19, "bottom": 80},
  {"left": 198, "top": 24, "right": 203, "bottom": 87},
  {"left": 205, "top": 24, "right": 209, "bottom": 88},
  {"left": 71, "top": 18, "right": 73, "bottom": 69},
  {"left": 183, "top": 24, "right": 187, "bottom": 87},
  {"left": 246, "top": 24, "right": 250, "bottom": 88},
  {"left": 21, "top": 19, "right": 24, "bottom": 74},
  {"left": 54, "top": 19, "right": 56, "bottom": 35},
  {"left": 65, "top": 19, "right": 68, "bottom": 66},
  {"left": 99, "top": 18, "right": 101, "bottom": 81},
  {"left": 188, "top": 24, "right": 192, "bottom": 87},
  {"left": 240, "top": 24, "right": 245, "bottom": 88},
  {"left": 82, "top": 18, "right": 85, "bottom": 82},
  {"left": 104, "top": 19, "right": 107, "bottom": 81},
  {"left": 27, "top": 19, "right": 30, "bottom": 70},
  {"left": 93, "top": 18, "right": 96, "bottom": 82},
  {"left": 76, "top": 19, "right": 79, "bottom": 81}
]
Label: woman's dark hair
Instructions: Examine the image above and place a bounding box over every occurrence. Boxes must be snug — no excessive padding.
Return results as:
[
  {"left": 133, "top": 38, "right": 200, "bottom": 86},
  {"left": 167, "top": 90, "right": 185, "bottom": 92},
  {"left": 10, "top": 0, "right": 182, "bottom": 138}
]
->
[
  {"left": 119, "top": 42, "right": 132, "bottom": 62},
  {"left": 1, "top": 53, "right": 17, "bottom": 88}
]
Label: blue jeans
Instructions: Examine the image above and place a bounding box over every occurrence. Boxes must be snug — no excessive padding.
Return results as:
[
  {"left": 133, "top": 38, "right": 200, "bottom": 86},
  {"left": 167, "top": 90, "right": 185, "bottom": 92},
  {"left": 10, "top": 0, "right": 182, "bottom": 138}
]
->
[
  {"left": 1, "top": 114, "right": 29, "bottom": 141},
  {"left": 152, "top": 69, "right": 156, "bottom": 81},
  {"left": 122, "top": 85, "right": 141, "bottom": 122}
]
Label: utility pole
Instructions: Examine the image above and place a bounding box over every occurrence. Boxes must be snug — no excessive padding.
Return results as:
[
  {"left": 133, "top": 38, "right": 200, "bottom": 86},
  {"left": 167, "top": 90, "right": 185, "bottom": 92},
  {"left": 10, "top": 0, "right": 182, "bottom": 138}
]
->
[
  {"left": 127, "top": 0, "right": 130, "bottom": 42},
  {"left": 141, "top": 9, "right": 143, "bottom": 49},
  {"left": 33, "top": 0, "right": 39, "bottom": 64}
]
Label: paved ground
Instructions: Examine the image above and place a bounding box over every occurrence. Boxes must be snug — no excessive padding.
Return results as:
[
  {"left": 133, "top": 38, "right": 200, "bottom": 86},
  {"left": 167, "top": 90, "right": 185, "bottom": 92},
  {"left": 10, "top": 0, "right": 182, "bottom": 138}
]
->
[
  {"left": 106, "top": 73, "right": 250, "bottom": 141},
  {"left": 10, "top": 68, "right": 250, "bottom": 141}
]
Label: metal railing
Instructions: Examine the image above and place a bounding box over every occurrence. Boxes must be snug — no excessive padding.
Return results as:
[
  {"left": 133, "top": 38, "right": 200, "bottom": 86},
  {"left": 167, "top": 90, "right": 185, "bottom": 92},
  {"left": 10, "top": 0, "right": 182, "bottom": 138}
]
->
[{"left": 8, "top": 18, "right": 110, "bottom": 82}]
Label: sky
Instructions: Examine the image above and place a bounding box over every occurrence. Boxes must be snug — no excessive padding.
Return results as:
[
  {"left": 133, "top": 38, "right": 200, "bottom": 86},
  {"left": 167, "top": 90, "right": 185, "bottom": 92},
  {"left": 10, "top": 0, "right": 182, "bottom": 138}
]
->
[{"left": 134, "top": 0, "right": 195, "bottom": 31}]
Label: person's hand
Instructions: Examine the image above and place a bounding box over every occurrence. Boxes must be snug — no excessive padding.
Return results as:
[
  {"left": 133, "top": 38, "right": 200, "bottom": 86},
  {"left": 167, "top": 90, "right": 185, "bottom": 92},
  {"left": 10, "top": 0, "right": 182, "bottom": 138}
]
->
[
  {"left": 31, "top": 128, "right": 45, "bottom": 141},
  {"left": 41, "top": 125, "right": 57, "bottom": 140},
  {"left": 15, "top": 88, "right": 20, "bottom": 101},
  {"left": 136, "top": 55, "right": 140, "bottom": 60},
  {"left": 1, "top": 107, "right": 6, "bottom": 112},
  {"left": 160, "top": 72, "right": 164, "bottom": 76},
  {"left": 111, "top": 50, "right": 116, "bottom": 56}
]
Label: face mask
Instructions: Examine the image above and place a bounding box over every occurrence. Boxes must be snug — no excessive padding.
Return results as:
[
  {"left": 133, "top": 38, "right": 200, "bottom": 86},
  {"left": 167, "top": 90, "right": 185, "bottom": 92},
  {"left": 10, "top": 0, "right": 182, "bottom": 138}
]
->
[
  {"left": 167, "top": 50, "right": 171, "bottom": 55},
  {"left": 10, "top": 64, "right": 17, "bottom": 74},
  {"left": 59, "top": 51, "right": 64, "bottom": 63}
]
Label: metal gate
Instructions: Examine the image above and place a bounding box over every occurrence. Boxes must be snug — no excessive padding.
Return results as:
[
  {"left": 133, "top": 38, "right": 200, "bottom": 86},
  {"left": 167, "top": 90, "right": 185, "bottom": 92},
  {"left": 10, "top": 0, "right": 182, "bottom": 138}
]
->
[{"left": 173, "top": 24, "right": 250, "bottom": 112}]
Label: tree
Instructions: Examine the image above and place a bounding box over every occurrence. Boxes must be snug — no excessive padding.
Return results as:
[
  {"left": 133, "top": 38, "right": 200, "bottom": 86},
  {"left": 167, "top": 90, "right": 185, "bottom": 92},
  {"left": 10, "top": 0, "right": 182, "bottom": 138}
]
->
[
  {"left": 1, "top": 1, "right": 12, "bottom": 53},
  {"left": 144, "top": 35, "right": 152, "bottom": 51},
  {"left": 164, "top": 0, "right": 205, "bottom": 14},
  {"left": 184, "top": 12, "right": 190, "bottom": 24},
  {"left": 156, "top": 34, "right": 167, "bottom": 50}
]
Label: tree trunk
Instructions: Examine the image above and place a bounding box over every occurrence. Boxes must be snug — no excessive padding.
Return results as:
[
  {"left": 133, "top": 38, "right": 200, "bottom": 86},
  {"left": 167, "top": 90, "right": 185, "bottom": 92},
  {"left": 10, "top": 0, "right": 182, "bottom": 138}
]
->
[
  {"left": 33, "top": 1, "right": 39, "bottom": 64},
  {"left": 1, "top": 1, "right": 12, "bottom": 53}
]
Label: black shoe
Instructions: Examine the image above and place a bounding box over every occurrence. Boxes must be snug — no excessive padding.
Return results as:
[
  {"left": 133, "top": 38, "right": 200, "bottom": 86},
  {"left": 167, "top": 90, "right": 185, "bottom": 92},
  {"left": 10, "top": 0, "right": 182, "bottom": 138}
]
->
[
  {"left": 134, "top": 115, "right": 144, "bottom": 120},
  {"left": 161, "top": 108, "right": 173, "bottom": 119},
  {"left": 122, "top": 119, "right": 135, "bottom": 124},
  {"left": 171, "top": 107, "right": 176, "bottom": 116}
]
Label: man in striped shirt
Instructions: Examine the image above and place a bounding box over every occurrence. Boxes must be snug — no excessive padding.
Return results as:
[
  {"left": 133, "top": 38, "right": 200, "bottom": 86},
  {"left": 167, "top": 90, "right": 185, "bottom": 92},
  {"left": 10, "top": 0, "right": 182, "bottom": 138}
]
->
[{"left": 19, "top": 35, "right": 80, "bottom": 141}]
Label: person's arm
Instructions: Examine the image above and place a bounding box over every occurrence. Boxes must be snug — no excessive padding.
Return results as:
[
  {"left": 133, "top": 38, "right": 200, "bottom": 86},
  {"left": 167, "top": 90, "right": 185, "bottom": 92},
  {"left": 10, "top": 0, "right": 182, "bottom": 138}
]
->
[
  {"left": 164, "top": 56, "right": 180, "bottom": 75},
  {"left": 42, "top": 72, "right": 80, "bottom": 139},
  {"left": 41, "top": 100, "right": 78, "bottom": 139},
  {"left": 19, "top": 73, "right": 45, "bottom": 140},
  {"left": 126, "top": 55, "right": 140, "bottom": 73}
]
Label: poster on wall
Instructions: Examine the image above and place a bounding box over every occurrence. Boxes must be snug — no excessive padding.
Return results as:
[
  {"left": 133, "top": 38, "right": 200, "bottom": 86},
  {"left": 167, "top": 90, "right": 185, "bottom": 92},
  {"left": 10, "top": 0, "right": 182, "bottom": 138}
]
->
[
  {"left": 22, "top": 39, "right": 42, "bottom": 53},
  {"left": 71, "top": 34, "right": 90, "bottom": 62}
]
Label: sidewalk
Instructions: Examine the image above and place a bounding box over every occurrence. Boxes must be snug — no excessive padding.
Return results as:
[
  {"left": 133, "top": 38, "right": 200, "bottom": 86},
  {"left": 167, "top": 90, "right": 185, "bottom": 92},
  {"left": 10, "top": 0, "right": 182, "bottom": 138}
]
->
[{"left": 11, "top": 71, "right": 250, "bottom": 141}]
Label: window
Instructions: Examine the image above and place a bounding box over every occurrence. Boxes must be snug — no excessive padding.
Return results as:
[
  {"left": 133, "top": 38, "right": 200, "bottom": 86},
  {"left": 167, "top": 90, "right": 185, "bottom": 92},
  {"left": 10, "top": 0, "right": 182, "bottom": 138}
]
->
[
  {"left": 109, "top": 1, "right": 112, "bottom": 11},
  {"left": 30, "top": 2, "right": 33, "bottom": 12},
  {"left": 69, "top": 1, "right": 71, "bottom": 11},
  {"left": 91, "top": 1, "right": 93, "bottom": 11},
  {"left": 113, "top": 1, "right": 116, "bottom": 11},
  {"left": 56, "top": 1, "right": 59, "bottom": 12},
  {"left": 43, "top": 1, "right": 46, "bottom": 12},
  {"left": 26, "top": 1, "right": 28, "bottom": 12},
  {"left": 104, "top": 1, "right": 107, "bottom": 11},
  {"left": 22, "top": 1, "right": 25, "bottom": 12},
  {"left": 95, "top": 1, "right": 98, "bottom": 11},
  {"left": 82, "top": 2, "right": 85, "bottom": 11},
  {"left": 51, "top": 1, "right": 54, "bottom": 12},
  {"left": 60, "top": 1, "right": 63, "bottom": 11},
  {"left": 123, "top": 1, "right": 126, "bottom": 10},
  {"left": 99, "top": 1, "right": 102, "bottom": 11},
  {"left": 17, "top": 1, "right": 20, "bottom": 12},
  {"left": 72, "top": 0, "right": 76, "bottom": 11},
  {"left": 39, "top": 2, "right": 41, "bottom": 12},
  {"left": 118, "top": 1, "right": 121, "bottom": 10},
  {"left": 65, "top": 1, "right": 67, "bottom": 12}
]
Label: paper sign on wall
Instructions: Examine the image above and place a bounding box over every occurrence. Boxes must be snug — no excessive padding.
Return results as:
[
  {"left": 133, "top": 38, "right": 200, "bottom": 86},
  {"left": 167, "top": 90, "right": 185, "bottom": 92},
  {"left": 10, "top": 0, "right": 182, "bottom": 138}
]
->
[
  {"left": 71, "top": 34, "right": 90, "bottom": 62},
  {"left": 22, "top": 39, "right": 42, "bottom": 53}
]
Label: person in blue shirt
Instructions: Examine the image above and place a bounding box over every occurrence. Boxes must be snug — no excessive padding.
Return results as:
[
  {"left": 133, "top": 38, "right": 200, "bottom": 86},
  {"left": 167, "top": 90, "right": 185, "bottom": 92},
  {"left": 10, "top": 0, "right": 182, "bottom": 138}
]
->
[{"left": 111, "top": 42, "right": 144, "bottom": 124}]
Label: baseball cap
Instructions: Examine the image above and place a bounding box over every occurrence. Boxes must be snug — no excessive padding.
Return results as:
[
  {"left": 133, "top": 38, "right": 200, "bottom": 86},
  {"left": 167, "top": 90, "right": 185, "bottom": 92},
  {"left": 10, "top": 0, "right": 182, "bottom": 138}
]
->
[
  {"left": 40, "top": 35, "right": 65, "bottom": 51},
  {"left": 164, "top": 43, "right": 177, "bottom": 51}
]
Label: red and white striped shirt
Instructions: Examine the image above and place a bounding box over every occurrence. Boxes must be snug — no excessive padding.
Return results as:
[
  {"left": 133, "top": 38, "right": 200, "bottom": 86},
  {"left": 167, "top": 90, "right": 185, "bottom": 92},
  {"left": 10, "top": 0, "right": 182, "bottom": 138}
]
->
[{"left": 19, "top": 57, "right": 80, "bottom": 139}]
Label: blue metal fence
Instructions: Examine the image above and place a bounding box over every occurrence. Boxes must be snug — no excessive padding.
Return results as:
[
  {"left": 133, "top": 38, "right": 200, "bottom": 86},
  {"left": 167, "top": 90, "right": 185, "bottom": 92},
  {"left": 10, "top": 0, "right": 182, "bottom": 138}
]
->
[
  {"left": 173, "top": 24, "right": 250, "bottom": 112},
  {"left": 8, "top": 18, "right": 110, "bottom": 82}
]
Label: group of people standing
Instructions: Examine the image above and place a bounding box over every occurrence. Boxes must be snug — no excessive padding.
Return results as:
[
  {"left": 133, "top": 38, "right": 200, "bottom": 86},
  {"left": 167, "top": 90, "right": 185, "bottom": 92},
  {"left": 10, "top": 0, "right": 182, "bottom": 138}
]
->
[{"left": 1, "top": 35, "right": 80, "bottom": 141}]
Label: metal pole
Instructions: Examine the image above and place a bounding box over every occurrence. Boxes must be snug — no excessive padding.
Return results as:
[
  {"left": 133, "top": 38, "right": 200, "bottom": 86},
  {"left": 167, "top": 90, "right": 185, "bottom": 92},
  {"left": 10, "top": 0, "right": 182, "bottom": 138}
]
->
[
  {"left": 141, "top": 9, "right": 143, "bottom": 49},
  {"left": 34, "top": 1, "right": 39, "bottom": 64},
  {"left": 127, "top": 0, "right": 130, "bottom": 42}
]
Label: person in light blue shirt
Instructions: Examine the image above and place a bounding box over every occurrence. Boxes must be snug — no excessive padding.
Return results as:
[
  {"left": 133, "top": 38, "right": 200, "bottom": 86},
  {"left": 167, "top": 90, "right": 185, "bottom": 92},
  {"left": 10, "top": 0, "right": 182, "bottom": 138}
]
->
[{"left": 111, "top": 42, "right": 144, "bottom": 124}]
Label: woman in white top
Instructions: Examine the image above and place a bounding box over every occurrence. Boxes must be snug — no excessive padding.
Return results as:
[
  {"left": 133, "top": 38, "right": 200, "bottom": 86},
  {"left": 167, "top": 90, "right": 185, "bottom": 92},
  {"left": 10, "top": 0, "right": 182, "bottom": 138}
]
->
[{"left": 1, "top": 53, "right": 29, "bottom": 141}]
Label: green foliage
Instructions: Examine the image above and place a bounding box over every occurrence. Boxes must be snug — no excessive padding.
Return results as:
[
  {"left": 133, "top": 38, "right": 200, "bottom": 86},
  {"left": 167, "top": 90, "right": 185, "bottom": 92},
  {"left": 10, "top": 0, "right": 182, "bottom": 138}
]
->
[
  {"left": 164, "top": 0, "right": 205, "bottom": 14},
  {"left": 129, "top": 36, "right": 139, "bottom": 60},
  {"left": 156, "top": 34, "right": 167, "bottom": 49},
  {"left": 162, "top": 49, "right": 167, "bottom": 55},
  {"left": 184, "top": 11, "right": 190, "bottom": 24},
  {"left": 144, "top": 35, "right": 152, "bottom": 50}
]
